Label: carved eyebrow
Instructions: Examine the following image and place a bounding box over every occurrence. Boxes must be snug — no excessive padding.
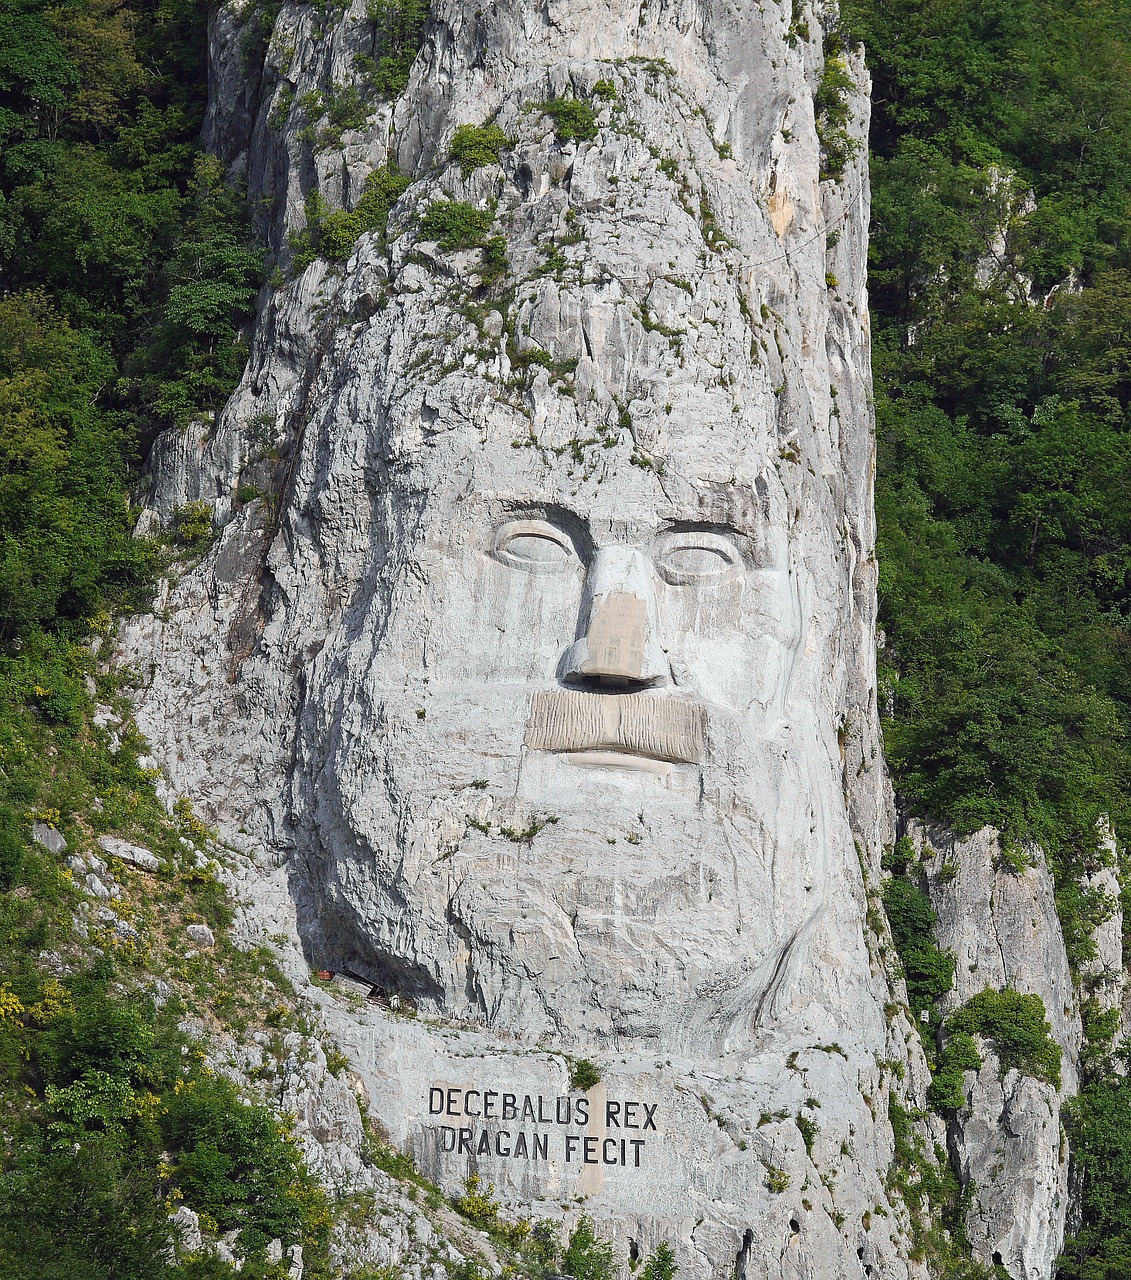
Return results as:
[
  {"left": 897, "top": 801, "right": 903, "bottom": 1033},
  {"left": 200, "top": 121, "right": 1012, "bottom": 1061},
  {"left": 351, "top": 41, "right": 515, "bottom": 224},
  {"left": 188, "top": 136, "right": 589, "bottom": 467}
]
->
[{"left": 657, "top": 518, "right": 748, "bottom": 538}]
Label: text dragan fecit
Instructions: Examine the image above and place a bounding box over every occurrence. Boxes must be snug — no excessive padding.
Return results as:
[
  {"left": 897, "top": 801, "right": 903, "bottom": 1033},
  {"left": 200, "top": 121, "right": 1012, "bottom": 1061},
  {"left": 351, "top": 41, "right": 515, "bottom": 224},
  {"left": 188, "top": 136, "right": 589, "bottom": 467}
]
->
[{"left": 427, "top": 1086, "right": 658, "bottom": 1168}]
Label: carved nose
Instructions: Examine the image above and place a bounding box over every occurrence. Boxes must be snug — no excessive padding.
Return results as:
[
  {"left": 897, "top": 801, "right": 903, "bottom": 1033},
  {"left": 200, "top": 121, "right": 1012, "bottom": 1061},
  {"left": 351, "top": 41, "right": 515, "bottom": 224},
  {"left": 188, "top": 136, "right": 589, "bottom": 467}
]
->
[{"left": 560, "top": 547, "right": 670, "bottom": 688}]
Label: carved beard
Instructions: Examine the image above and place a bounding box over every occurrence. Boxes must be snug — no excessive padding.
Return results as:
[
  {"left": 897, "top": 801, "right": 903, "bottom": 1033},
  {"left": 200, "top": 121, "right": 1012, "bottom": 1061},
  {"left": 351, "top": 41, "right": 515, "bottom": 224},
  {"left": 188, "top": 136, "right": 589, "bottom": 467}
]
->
[{"left": 315, "top": 682, "right": 827, "bottom": 1053}]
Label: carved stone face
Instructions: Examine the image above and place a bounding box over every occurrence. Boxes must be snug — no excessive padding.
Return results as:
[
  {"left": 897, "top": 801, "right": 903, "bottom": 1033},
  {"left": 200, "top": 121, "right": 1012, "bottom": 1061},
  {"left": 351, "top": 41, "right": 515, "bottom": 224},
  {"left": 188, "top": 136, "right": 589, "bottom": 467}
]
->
[{"left": 313, "top": 420, "right": 843, "bottom": 1051}]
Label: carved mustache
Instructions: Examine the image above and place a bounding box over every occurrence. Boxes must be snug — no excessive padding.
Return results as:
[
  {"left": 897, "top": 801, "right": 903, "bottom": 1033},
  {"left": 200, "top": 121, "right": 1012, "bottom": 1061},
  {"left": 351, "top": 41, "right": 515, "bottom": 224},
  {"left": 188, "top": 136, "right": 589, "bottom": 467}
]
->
[{"left": 524, "top": 690, "right": 706, "bottom": 764}]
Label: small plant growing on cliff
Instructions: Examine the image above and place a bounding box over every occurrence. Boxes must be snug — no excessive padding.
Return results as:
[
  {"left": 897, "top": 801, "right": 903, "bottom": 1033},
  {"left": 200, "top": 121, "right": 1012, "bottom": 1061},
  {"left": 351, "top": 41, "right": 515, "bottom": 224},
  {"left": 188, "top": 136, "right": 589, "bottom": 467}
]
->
[
  {"left": 568, "top": 1057, "right": 601, "bottom": 1090},
  {"left": 561, "top": 1215, "right": 616, "bottom": 1280},
  {"left": 814, "top": 52, "right": 859, "bottom": 180},
  {"left": 290, "top": 167, "right": 410, "bottom": 269},
  {"left": 642, "top": 1241, "right": 678, "bottom": 1280},
  {"left": 796, "top": 1110, "right": 819, "bottom": 1156},
  {"left": 479, "top": 235, "right": 509, "bottom": 284},
  {"left": 365, "top": 0, "right": 429, "bottom": 97},
  {"left": 420, "top": 200, "right": 493, "bottom": 250},
  {"left": 765, "top": 1164, "right": 790, "bottom": 1193},
  {"left": 450, "top": 123, "right": 510, "bottom": 172},
  {"left": 543, "top": 97, "right": 599, "bottom": 142},
  {"left": 455, "top": 1172, "right": 500, "bottom": 1229},
  {"left": 173, "top": 500, "right": 214, "bottom": 549},
  {"left": 927, "top": 1030, "right": 982, "bottom": 1110}
]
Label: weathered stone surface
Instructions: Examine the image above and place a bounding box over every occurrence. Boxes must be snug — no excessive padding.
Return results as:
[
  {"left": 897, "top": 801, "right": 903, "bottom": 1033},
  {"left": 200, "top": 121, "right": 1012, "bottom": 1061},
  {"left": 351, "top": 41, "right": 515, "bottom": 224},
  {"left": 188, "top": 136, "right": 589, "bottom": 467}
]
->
[
  {"left": 915, "top": 820, "right": 1078, "bottom": 1280},
  {"left": 169, "top": 1205, "right": 204, "bottom": 1254},
  {"left": 98, "top": 835, "right": 163, "bottom": 872},
  {"left": 31, "top": 822, "right": 66, "bottom": 854},
  {"left": 112, "top": 0, "right": 999, "bottom": 1273},
  {"left": 186, "top": 923, "right": 217, "bottom": 948}
]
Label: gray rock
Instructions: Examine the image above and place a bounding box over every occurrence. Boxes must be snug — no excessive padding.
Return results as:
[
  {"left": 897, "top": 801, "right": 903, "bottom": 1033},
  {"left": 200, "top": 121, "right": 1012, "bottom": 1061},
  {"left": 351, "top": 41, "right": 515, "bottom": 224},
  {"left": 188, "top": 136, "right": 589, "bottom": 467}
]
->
[
  {"left": 31, "top": 822, "right": 66, "bottom": 855},
  {"left": 186, "top": 923, "right": 216, "bottom": 948},
  {"left": 98, "top": 835, "right": 162, "bottom": 872},
  {"left": 108, "top": 0, "right": 1058, "bottom": 1274},
  {"left": 169, "top": 1206, "right": 203, "bottom": 1253},
  {"left": 917, "top": 820, "right": 1078, "bottom": 1279},
  {"left": 84, "top": 874, "right": 112, "bottom": 901}
]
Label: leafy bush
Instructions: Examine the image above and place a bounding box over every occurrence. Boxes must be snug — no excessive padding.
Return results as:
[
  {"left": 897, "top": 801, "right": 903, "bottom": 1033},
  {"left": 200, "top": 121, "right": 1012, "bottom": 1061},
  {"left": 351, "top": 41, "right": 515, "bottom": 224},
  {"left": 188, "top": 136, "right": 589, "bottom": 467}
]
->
[
  {"left": 642, "top": 1242, "right": 678, "bottom": 1280},
  {"left": 450, "top": 123, "right": 509, "bottom": 172},
  {"left": 291, "top": 166, "right": 410, "bottom": 268},
  {"left": 927, "top": 1031, "right": 982, "bottom": 1111},
  {"left": 813, "top": 53, "right": 858, "bottom": 179},
  {"left": 543, "top": 97, "right": 599, "bottom": 143},
  {"left": 561, "top": 1216, "right": 616, "bottom": 1280},
  {"left": 881, "top": 876, "right": 955, "bottom": 1018},
  {"left": 479, "top": 236, "right": 509, "bottom": 284},
  {"left": 163, "top": 1073, "right": 323, "bottom": 1255},
  {"left": 173, "top": 501, "right": 214, "bottom": 548},
  {"left": 568, "top": 1057, "right": 602, "bottom": 1090},
  {"left": 454, "top": 1172, "right": 500, "bottom": 1229},
  {"left": 948, "top": 988, "right": 1061, "bottom": 1086},
  {"left": 420, "top": 200, "right": 493, "bottom": 250},
  {"left": 366, "top": 0, "right": 429, "bottom": 97}
]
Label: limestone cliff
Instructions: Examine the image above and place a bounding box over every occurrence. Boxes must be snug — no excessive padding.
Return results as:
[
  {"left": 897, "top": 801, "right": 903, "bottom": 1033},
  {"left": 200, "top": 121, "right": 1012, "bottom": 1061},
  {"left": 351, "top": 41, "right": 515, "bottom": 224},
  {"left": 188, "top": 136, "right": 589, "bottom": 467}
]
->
[{"left": 114, "top": 1, "right": 1112, "bottom": 1276}]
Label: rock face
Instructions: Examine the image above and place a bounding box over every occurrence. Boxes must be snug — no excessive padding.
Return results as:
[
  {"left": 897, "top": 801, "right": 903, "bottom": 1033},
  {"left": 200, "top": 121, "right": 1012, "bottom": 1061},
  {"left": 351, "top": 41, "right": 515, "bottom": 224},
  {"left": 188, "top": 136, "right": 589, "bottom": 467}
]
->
[
  {"left": 117, "top": 0, "right": 1024, "bottom": 1274},
  {"left": 914, "top": 820, "right": 1092, "bottom": 1280}
]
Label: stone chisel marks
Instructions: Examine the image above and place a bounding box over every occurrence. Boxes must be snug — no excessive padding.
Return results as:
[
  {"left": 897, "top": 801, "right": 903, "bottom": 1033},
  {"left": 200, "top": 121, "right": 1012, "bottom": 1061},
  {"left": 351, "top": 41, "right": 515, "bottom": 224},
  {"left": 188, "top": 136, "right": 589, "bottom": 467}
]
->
[{"left": 524, "top": 689, "right": 705, "bottom": 763}]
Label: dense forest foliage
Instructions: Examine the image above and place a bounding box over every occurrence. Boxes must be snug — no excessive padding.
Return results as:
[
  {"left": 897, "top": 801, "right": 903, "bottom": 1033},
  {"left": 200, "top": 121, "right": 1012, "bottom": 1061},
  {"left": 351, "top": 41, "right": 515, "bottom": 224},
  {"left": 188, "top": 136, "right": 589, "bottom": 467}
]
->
[
  {"left": 842, "top": 0, "right": 1131, "bottom": 867},
  {"left": 0, "top": 1, "right": 307, "bottom": 1276},
  {"left": 843, "top": 0, "right": 1131, "bottom": 1275}
]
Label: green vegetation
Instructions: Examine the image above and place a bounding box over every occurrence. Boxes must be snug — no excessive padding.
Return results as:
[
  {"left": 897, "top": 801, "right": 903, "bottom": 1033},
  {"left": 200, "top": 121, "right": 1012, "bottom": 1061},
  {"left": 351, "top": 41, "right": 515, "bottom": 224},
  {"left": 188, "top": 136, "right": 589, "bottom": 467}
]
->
[
  {"left": 880, "top": 844, "right": 955, "bottom": 1029},
  {"left": 0, "top": 0, "right": 261, "bottom": 431},
  {"left": 290, "top": 166, "right": 410, "bottom": 269},
  {"left": 0, "top": 720, "right": 334, "bottom": 1277},
  {"left": 298, "top": 83, "right": 374, "bottom": 151},
  {"left": 480, "top": 236, "right": 509, "bottom": 285},
  {"left": 452, "top": 1174, "right": 530, "bottom": 1247},
  {"left": 642, "top": 1242, "right": 678, "bottom": 1280},
  {"left": 813, "top": 45, "right": 858, "bottom": 179},
  {"left": 561, "top": 1216, "right": 617, "bottom": 1280},
  {"left": 420, "top": 200, "right": 493, "bottom": 250},
  {"left": 542, "top": 97, "right": 599, "bottom": 143},
  {"left": 567, "top": 1057, "right": 602, "bottom": 1091},
  {"left": 365, "top": 0, "right": 429, "bottom": 98},
  {"left": 0, "top": 0, "right": 339, "bottom": 1270},
  {"left": 927, "top": 1031, "right": 981, "bottom": 1111},
  {"left": 0, "top": 295, "right": 154, "bottom": 642},
  {"left": 843, "top": 0, "right": 1131, "bottom": 1257},
  {"left": 841, "top": 0, "right": 1131, "bottom": 871},
  {"left": 450, "top": 123, "right": 510, "bottom": 172},
  {"left": 1059, "top": 1067, "right": 1131, "bottom": 1279},
  {"left": 885, "top": 1100, "right": 997, "bottom": 1278},
  {"left": 948, "top": 988, "right": 1061, "bottom": 1086}
]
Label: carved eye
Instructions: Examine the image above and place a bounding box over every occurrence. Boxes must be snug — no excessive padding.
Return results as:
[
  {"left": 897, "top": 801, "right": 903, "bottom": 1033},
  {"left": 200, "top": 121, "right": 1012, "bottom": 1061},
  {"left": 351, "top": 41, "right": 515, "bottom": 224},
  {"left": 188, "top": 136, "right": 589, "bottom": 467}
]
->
[
  {"left": 494, "top": 520, "right": 578, "bottom": 574},
  {"left": 654, "top": 533, "right": 742, "bottom": 585}
]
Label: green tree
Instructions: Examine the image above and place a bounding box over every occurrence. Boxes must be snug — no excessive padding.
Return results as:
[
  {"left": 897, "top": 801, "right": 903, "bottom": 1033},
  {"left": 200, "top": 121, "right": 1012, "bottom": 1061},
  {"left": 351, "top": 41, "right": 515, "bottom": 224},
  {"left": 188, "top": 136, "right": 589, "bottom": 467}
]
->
[
  {"left": 561, "top": 1216, "right": 616, "bottom": 1280},
  {"left": 0, "top": 292, "right": 152, "bottom": 643},
  {"left": 643, "top": 1241, "right": 679, "bottom": 1280}
]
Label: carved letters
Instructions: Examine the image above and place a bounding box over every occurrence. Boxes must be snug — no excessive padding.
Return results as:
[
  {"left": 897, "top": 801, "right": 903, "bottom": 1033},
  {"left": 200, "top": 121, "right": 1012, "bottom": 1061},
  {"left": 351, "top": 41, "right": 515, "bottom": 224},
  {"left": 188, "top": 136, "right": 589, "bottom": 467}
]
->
[{"left": 426, "top": 1086, "right": 659, "bottom": 1168}]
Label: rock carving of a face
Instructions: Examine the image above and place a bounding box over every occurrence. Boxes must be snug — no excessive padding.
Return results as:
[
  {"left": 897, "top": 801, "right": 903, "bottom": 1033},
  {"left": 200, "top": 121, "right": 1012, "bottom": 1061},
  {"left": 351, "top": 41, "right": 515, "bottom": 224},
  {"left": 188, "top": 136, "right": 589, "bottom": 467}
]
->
[{"left": 315, "top": 426, "right": 837, "bottom": 1053}]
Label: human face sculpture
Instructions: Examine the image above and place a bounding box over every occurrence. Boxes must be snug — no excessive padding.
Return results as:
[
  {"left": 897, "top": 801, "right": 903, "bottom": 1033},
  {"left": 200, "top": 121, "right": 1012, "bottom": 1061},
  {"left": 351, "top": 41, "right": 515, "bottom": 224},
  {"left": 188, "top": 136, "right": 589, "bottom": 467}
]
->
[{"left": 314, "top": 430, "right": 838, "bottom": 1052}]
